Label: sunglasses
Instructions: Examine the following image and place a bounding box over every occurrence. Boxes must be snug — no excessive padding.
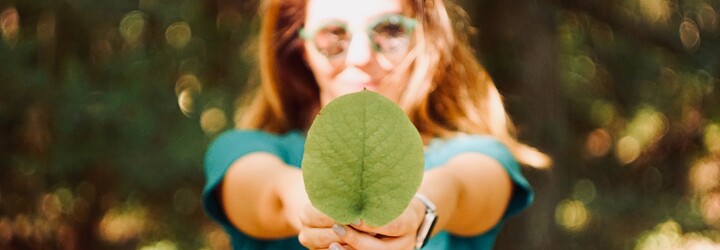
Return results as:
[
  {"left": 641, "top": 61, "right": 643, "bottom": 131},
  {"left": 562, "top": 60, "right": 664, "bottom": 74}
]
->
[{"left": 299, "top": 14, "right": 417, "bottom": 58}]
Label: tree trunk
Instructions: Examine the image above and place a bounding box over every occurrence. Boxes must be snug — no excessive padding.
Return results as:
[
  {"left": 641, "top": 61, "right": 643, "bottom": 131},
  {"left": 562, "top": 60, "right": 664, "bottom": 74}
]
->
[{"left": 465, "top": 0, "right": 572, "bottom": 248}]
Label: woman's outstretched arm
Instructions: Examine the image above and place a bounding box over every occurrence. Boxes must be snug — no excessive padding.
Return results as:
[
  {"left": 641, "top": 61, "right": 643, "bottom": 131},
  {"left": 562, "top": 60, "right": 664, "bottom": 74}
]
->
[
  {"left": 219, "top": 152, "right": 308, "bottom": 239},
  {"left": 422, "top": 152, "right": 513, "bottom": 236}
]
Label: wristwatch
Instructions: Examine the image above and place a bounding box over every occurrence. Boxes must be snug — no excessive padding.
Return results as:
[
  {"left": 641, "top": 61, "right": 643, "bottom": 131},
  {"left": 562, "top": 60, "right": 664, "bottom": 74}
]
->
[{"left": 414, "top": 193, "right": 438, "bottom": 249}]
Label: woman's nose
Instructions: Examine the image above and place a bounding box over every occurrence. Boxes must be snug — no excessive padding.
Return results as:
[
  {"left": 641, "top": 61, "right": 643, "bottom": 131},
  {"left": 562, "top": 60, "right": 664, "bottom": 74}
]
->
[{"left": 344, "top": 33, "right": 373, "bottom": 67}]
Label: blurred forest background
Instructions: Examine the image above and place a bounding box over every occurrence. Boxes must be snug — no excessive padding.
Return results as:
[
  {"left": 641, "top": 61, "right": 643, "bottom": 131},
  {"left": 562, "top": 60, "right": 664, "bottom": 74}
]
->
[{"left": 0, "top": 0, "right": 719, "bottom": 249}]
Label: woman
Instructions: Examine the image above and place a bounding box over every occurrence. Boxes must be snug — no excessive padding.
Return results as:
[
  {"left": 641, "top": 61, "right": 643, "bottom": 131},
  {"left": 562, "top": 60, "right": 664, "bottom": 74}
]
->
[{"left": 202, "top": 0, "right": 551, "bottom": 249}]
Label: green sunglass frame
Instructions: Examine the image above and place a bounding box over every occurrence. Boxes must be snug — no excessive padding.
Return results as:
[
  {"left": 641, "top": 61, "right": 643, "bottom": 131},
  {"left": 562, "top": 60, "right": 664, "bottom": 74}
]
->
[{"left": 299, "top": 14, "right": 417, "bottom": 58}]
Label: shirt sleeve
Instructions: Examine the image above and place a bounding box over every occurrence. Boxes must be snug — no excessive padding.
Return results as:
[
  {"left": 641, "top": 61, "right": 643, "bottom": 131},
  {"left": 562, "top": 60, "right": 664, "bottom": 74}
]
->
[{"left": 201, "top": 130, "right": 283, "bottom": 226}]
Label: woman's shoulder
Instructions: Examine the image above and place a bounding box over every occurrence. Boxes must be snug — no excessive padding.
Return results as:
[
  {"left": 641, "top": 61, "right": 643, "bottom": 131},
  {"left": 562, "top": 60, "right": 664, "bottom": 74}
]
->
[
  {"left": 211, "top": 129, "right": 304, "bottom": 143},
  {"left": 205, "top": 129, "right": 306, "bottom": 172},
  {"left": 425, "top": 134, "right": 514, "bottom": 168},
  {"left": 208, "top": 129, "right": 305, "bottom": 152},
  {"left": 429, "top": 134, "right": 506, "bottom": 149}
]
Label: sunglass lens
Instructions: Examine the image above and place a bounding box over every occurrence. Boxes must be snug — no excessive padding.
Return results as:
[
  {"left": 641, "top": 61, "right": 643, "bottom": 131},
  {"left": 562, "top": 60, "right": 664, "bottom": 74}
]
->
[
  {"left": 314, "top": 25, "right": 349, "bottom": 57},
  {"left": 371, "top": 19, "right": 410, "bottom": 53}
]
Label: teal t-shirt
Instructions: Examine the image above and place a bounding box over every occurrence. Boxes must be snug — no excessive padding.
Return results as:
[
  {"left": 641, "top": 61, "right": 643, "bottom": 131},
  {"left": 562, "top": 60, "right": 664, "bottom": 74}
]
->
[{"left": 202, "top": 130, "right": 533, "bottom": 250}]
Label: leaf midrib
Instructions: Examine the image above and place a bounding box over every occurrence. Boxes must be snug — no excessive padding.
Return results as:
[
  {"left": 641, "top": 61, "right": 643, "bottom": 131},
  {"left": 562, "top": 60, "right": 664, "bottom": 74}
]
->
[{"left": 360, "top": 91, "right": 367, "bottom": 216}]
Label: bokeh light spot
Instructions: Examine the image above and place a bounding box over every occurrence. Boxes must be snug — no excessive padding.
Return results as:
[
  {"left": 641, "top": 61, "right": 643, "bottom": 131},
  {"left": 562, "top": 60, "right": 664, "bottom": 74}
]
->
[
  {"left": 689, "top": 160, "right": 720, "bottom": 194},
  {"left": 98, "top": 206, "right": 147, "bottom": 243},
  {"left": 119, "top": 11, "right": 147, "bottom": 45},
  {"left": 616, "top": 136, "right": 641, "bottom": 164},
  {"left": 40, "top": 193, "right": 62, "bottom": 220},
  {"left": 701, "top": 192, "right": 720, "bottom": 227},
  {"left": 635, "top": 220, "right": 682, "bottom": 250},
  {"left": 0, "top": 218, "right": 12, "bottom": 244},
  {"left": 704, "top": 123, "right": 720, "bottom": 156},
  {"left": 572, "top": 179, "right": 597, "bottom": 203},
  {"left": 14, "top": 214, "right": 31, "bottom": 239},
  {"left": 555, "top": 199, "right": 589, "bottom": 232},
  {"left": 1, "top": 7, "right": 20, "bottom": 46},
  {"left": 616, "top": 107, "right": 668, "bottom": 163},
  {"left": 175, "top": 74, "right": 202, "bottom": 95},
  {"left": 54, "top": 187, "right": 74, "bottom": 214},
  {"left": 681, "top": 233, "right": 720, "bottom": 249},
  {"left": 37, "top": 12, "right": 55, "bottom": 45},
  {"left": 698, "top": 4, "right": 717, "bottom": 32},
  {"left": 586, "top": 128, "right": 612, "bottom": 157},
  {"left": 165, "top": 21, "right": 192, "bottom": 49},
  {"left": 681, "top": 105, "right": 703, "bottom": 133},
  {"left": 175, "top": 74, "right": 202, "bottom": 117},
  {"left": 679, "top": 18, "right": 701, "bottom": 51},
  {"left": 629, "top": 108, "right": 668, "bottom": 146},
  {"left": 640, "top": 0, "right": 670, "bottom": 23},
  {"left": 139, "top": 240, "right": 178, "bottom": 250},
  {"left": 638, "top": 0, "right": 670, "bottom": 23},
  {"left": 636, "top": 220, "right": 720, "bottom": 249},
  {"left": 203, "top": 224, "right": 230, "bottom": 250},
  {"left": 574, "top": 56, "right": 597, "bottom": 80},
  {"left": 590, "top": 101, "right": 616, "bottom": 127},
  {"left": 200, "top": 108, "right": 228, "bottom": 135},
  {"left": 178, "top": 91, "right": 195, "bottom": 117}
]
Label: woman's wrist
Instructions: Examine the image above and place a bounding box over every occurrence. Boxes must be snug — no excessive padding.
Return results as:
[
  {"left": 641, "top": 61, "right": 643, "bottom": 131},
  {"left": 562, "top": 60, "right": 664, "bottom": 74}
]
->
[
  {"left": 411, "top": 196, "right": 427, "bottom": 229},
  {"left": 274, "top": 167, "right": 307, "bottom": 232}
]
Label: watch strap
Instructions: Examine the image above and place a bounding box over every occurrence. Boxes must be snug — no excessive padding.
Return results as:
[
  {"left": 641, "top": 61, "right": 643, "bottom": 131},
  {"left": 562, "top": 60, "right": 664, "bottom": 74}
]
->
[{"left": 414, "top": 193, "right": 438, "bottom": 249}]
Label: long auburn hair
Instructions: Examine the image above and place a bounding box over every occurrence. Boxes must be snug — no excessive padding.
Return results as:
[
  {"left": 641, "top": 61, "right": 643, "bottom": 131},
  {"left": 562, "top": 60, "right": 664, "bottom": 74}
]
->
[{"left": 237, "top": 0, "right": 551, "bottom": 168}]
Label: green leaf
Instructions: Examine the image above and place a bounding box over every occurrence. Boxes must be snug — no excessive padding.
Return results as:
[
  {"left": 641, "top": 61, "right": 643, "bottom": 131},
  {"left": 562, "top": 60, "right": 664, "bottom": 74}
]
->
[{"left": 302, "top": 90, "right": 424, "bottom": 226}]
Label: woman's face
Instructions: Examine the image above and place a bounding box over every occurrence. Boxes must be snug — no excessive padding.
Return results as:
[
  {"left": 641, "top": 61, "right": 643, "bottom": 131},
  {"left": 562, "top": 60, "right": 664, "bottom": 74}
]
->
[{"left": 303, "top": 0, "right": 414, "bottom": 106}]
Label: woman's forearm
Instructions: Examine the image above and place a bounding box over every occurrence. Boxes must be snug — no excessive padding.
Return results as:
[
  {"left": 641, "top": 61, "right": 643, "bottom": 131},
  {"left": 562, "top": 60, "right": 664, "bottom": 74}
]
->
[
  {"left": 219, "top": 152, "right": 305, "bottom": 238},
  {"left": 418, "top": 152, "right": 513, "bottom": 236}
]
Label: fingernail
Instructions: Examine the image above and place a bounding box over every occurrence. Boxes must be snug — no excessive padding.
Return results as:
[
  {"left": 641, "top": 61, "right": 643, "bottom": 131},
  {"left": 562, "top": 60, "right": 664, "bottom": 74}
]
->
[
  {"left": 332, "top": 224, "right": 346, "bottom": 236},
  {"left": 329, "top": 242, "right": 344, "bottom": 250}
]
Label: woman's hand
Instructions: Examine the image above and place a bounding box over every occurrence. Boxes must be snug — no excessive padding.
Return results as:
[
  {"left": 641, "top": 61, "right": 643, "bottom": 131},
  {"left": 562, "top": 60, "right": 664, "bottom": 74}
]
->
[
  {"left": 298, "top": 198, "right": 427, "bottom": 250},
  {"left": 298, "top": 203, "right": 346, "bottom": 249}
]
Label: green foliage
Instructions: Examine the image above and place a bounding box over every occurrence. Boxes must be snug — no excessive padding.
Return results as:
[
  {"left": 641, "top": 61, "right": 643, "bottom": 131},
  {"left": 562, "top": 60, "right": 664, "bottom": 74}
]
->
[
  {"left": 302, "top": 90, "right": 425, "bottom": 226},
  {"left": 0, "top": 0, "right": 252, "bottom": 248}
]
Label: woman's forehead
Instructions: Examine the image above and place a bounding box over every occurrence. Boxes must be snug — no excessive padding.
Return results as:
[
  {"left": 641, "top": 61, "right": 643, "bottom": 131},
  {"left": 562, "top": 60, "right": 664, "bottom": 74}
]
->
[{"left": 304, "top": 0, "right": 405, "bottom": 25}]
